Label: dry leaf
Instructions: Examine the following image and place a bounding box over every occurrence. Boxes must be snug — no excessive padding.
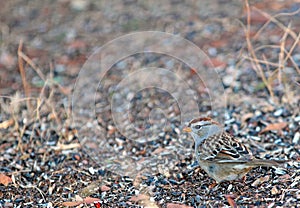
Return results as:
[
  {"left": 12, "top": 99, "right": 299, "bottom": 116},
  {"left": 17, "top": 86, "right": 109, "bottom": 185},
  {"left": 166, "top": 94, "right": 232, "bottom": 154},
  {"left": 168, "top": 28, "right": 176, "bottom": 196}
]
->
[
  {"left": 166, "top": 203, "right": 193, "bottom": 208},
  {"left": 61, "top": 196, "right": 100, "bottom": 207},
  {"left": 61, "top": 201, "right": 82, "bottom": 207},
  {"left": 271, "top": 186, "right": 279, "bottom": 195},
  {"left": 251, "top": 175, "right": 270, "bottom": 186},
  {"left": 0, "top": 119, "right": 14, "bottom": 129},
  {"left": 83, "top": 197, "right": 101, "bottom": 204},
  {"left": 241, "top": 112, "right": 254, "bottom": 127},
  {"left": 75, "top": 195, "right": 83, "bottom": 201},
  {"left": 241, "top": 112, "right": 254, "bottom": 123},
  {"left": 0, "top": 173, "right": 12, "bottom": 186},
  {"left": 225, "top": 195, "right": 237, "bottom": 208},
  {"left": 80, "top": 181, "right": 100, "bottom": 197},
  {"left": 130, "top": 194, "right": 150, "bottom": 202},
  {"left": 51, "top": 142, "right": 81, "bottom": 150},
  {"left": 259, "top": 122, "right": 287, "bottom": 134},
  {"left": 101, "top": 185, "right": 110, "bottom": 192}
]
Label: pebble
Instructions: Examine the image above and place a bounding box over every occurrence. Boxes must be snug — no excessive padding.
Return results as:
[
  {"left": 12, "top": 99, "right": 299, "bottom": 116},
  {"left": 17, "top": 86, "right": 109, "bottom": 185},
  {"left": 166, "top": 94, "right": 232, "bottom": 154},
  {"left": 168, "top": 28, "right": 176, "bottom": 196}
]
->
[
  {"left": 126, "top": 92, "right": 135, "bottom": 101},
  {"left": 274, "top": 138, "right": 286, "bottom": 146},
  {"left": 292, "top": 132, "right": 300, "bottom": 144},
  {"left": 274, "top": 108, "right": 283, "bottom": 117},
  {"left": 195, "top": 195, "right": 201, "bottom": 202},
  {"left": 224, "top": 118, "right": 235, "bottom": 124},
  {"left": 255, "top": 110, "right": 262, "bottom": 117},
  {"left": 159, "top": 132, "right": 165, "bottom": 137},
  {"left": 271, "top": 186, "right": 279, "bottom": 195},
  {"left": 274, "top": 168, "right": 287, "bottom": 175},
  {"left": 250, "top": 136, "right": 261, "bottom": 141},
  {"left": 223, "top": 75, "right": 234, "bottom": 86},
  {"left": 292, "top": 54, "right": 300, "bottom": 66},
  {"left": 98, "top": 169, "right": 106, "bottom": 176},
  {"left": 89, "top": 167, "right": 95, "bottom": 175},
  {"left": 70, "top": 0, "right": 90, "bottom": 11},
  {"left": 208, "top": 47, "right": 217, "bottom": 56},
  {"left": 169, "top": 179, "right": 179, "bottom": 185}
]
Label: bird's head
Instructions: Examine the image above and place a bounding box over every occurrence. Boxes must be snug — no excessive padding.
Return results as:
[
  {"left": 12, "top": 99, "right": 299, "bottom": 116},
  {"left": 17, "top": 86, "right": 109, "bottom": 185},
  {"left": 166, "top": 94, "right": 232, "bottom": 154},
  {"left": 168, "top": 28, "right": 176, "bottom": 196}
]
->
[{"left": 183, "top": 117, "right": 222, "bottom": 145}]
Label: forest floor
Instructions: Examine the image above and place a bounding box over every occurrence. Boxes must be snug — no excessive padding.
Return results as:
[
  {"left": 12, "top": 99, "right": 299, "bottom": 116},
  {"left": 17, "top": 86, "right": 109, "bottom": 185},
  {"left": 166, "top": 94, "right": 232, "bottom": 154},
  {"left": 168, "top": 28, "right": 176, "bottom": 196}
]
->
[{"left": 0, "top": 0, "right": 300, "bottom": 207}]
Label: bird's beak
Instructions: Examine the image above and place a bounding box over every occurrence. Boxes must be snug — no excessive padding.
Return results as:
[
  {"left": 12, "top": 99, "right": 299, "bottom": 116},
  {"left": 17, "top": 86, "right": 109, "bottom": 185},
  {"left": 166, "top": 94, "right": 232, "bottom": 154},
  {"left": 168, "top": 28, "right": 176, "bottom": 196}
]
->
[{"left": 183, "top": 127, "right": 192, "bottom": 133}]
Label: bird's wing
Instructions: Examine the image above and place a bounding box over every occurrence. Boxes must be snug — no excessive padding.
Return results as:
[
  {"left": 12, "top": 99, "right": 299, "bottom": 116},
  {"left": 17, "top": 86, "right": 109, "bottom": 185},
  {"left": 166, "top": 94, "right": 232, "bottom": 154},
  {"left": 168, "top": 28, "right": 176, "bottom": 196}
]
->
[{"left": 198, "top": 132, "right": 253, "bottom": 162}]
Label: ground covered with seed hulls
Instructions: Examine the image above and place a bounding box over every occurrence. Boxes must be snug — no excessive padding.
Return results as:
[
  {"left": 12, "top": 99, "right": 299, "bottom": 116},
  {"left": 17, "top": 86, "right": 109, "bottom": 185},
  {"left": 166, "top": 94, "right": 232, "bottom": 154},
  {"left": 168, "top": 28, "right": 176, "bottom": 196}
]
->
[{"left": 1, "top": 0, "right": 300, "bottom": 207}]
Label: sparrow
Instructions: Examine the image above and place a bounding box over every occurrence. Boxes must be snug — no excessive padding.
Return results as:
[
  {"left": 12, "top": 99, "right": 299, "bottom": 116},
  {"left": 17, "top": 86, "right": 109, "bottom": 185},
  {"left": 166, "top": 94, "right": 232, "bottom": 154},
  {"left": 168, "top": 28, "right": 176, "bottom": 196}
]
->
[{"left": 183, "top": 117, "right": 287, "bottom": 183}]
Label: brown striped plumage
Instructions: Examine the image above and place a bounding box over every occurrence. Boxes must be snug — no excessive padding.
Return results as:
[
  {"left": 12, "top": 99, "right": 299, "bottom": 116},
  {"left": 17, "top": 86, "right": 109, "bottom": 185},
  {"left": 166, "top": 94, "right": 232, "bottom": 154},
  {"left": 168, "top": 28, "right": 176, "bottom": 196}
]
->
[
  {"left": 183, "top": 117, "right": 287, "bottom": 183},
  {"left": 197, "top": 131, "right": 252, "bottom": 161}
]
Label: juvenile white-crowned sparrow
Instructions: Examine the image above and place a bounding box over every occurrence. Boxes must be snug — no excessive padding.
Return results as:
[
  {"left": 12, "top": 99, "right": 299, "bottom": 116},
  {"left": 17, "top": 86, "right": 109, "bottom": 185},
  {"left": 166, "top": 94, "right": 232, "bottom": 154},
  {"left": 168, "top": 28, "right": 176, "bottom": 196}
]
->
[{"left": 183, "top": 117, "right": 286, "bottom": 183}]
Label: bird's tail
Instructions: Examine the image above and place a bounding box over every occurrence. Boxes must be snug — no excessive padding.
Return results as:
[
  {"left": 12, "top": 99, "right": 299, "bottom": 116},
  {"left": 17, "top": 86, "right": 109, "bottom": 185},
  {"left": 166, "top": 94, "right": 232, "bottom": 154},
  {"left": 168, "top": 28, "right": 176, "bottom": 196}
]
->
[
  {"left": 213, "top": 159, "right": 289, "bottom": 167},
  {"left": 246, "top": 159, "right": 288, "bottom": 167}
]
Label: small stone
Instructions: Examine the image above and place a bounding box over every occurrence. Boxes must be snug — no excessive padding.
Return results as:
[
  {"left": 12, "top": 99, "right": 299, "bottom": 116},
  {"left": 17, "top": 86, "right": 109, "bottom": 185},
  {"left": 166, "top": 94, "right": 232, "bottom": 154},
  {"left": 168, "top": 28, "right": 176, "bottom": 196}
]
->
[
  {"left": 89, "top": 167, "right": 95, "bottom": 175},
  {"left": 169, "top": 179, "right": 179, "bottom": 185},
  {"left": 127, "top": 92, "right": 135, "bottom": 101},
  {"left": 224, "top": 118, "right": 235, "bottom": 124},
  {"left": 250, "top": 136, "right": 261, "bottom": 141},
  {"left": 292, "top": 132, "right": 300, "bottom": 144},
  {"left": 274, "top": 108, "right": 283, "bottom": 117},
  {"left": 295, "top": 116, "right": 300, "bottom": 122},
  {"left": 292, "top": 54, "right": 300, "bottom": 66},
  {"left": 70, "top": 0, "right": 89, "bottom": 11},
  {"left": 174, "top": 128, "right": 180, "bottom": 135},
  {"left": 274, "top": 139, "right": 283, "bottom": 145},
  {"left": 271, "top": 186, "right": 279, "bottom": 195},
  {"left": 195, "top": 195, "right": 201, "bottom": 202},
  {"left": 223, "top": 75, "right": 234, "bottom": 86},
  {"left": 101, "top": 185, "right": 110, "bottom": 192},
  {"left": 208, "top": 47, "right": 217, "bottom": 56},
  {"left": 159, "top": 132, "right": 165, "bottom": 137},
  {"left": 255, "top": 110, "right": 262, "bottom": 117},
  {"left": 274, "top": 168, "right": 286, "bottom": 175},
  {"left": 251, "top": 175, "right": 270, "bottom": 187}
]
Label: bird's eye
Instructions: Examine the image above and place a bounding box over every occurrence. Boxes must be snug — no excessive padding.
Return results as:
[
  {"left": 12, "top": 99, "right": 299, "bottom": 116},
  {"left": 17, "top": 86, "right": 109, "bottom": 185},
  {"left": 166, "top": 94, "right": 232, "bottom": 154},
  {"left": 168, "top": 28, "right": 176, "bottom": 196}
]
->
[{"left": 194, "top": 125, "right": 201, "bottom": 129}]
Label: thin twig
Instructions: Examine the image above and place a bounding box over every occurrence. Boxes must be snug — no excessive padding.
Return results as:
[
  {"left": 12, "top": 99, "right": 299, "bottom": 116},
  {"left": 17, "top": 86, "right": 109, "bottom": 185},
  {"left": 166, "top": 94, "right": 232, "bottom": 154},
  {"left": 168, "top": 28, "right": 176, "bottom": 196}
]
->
[
  {"left": 253, "top": 7, "right": 299, "bottom": 40},
  {"left": 243, "top": 56, "right": 280, "bottom": 67},
  {"left": 277, "top": 22, "right": 290, "bottom": 86},
  {"left": 244, "top": 0, "right": 274, "bottom": 100},
  {"left": 19, "top": 183, "right": 46, "bottom": 202},
  {"left": 18, "top": 39, "right": 31, "bottom": 111},
  {"left": 283, "top": 32, "right": 300, "bottom": 74},
  {"left": 18, "top": 50, "right": 46, "bottom": 81}
]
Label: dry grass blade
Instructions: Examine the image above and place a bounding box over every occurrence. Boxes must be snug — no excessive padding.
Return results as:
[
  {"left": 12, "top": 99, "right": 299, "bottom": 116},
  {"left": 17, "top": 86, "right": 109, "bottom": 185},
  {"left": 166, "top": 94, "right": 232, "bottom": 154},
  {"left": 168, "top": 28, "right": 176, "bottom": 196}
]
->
[
  {"left": 259, "top": 122, "right": 287, "bottom": 134},
  {"left": 251, "top": 10, "right": 300, "bottom": 75},
  {"left": 277, "top": 22, "right": 290, "bottom": 86},
  {"left": 244, "top": 0, "right": 274, "bottom": 100},
  {"left": 0, "top": 118, "right": 14, "bottom": 129},
  {"left": 17, "top": 48, "right": 46, "bottom": 81},
  {"left": 19, "top": 183, "right": 46, "bottom": 202},
  {"left": 243, "top": 0, "right": 300, "bottom": 104},
  {"left": 17, "top": 39, "right": 31, "bottom": 111},
  {"left": 253, "top": 7, "right": 300, "bottom": 40},
  {"left": 282, "top": 32, "right": 300, "bottom": 74},
  {"left": 243, "top": 56, "right": 280, "bottom": 68},
  {"left": 225, "top": 195, "right": 237, "bottom": 208}
]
